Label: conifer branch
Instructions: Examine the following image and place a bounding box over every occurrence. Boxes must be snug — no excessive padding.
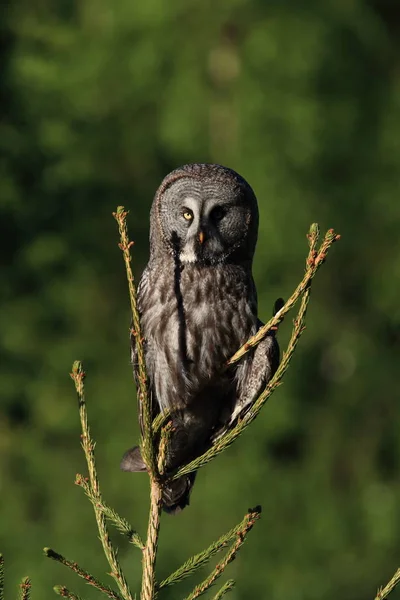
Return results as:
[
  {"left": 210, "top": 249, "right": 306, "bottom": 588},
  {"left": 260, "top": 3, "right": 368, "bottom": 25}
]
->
[
  {"left": 75, "top": 474, "right": 145, "bottom": 549},
  {"left": 227, "top": 224, "right": 340, "bottom": 366},
  {"left": 140, "top": 417, "right": 172, "bottom": 600},
  {"left": 70, "top": 362, "right": 134, "bottom": 600},
  {"left": 18, "top": 577, "right": 31, "bottom": 600},
  {"left": 45, "top": 549, "right": 122, "bottom": 600},
  {"left": 114, "top": 207, "right": 168, "bottom": 600},
  {"left": 158, "top": 507, "right": 260, "bottom": 589},
  {"left": 375, "top": 568, "right": 400, "bottom": 600},
  {"left": 211, "top": 579, "right": 235, "bottom": 599},
  {"left": 53, "top": 585, "right": 86, "bottom": 600},
  {"left": 113, "top": 207, "right": 157, "bottom": 478},
  {"left": 183, "top": 507, "right": 261, "bottom": 600},
  {"left": 184, "top": 539, "right": 241, "bottom": 600},
  {"left": 140, "top": 481, "right": 162, "bottom": 600}
]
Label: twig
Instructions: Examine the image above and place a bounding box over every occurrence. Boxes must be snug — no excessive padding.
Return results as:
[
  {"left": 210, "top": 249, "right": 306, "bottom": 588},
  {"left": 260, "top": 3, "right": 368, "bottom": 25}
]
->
[
  {"left": 375, "top": 568, "right": 400, "bottom": 600},
  {"left": 45, "top": 549, "right": 122, "bottom": 600},
  {"left": 140, "top": 481, "right": 162, "bottom": 600},
  {"left": 75, "top": 474, "right": 145, "bottom": 550},
  {"left": 70, "top": 362, "right": 134, "bottom": 600},
  {"left": 212, "top": 580, "right": 235, "bottom": 599},
  {"left": 53, "top": 585, "right": 87, "bottom": 600},
  {"left": 18, "top": 577, "right": 31, "bottom": 600},
  {"left": 185, "top": 539, "right": 241, "bottom": 600},
  {"left": 183, "top": 507, "right": 261, "bottom": 600},
  {"left": 159, "top": 507, "right": 259, "bottom": 589},
  {"left": 113, "top": 207, "right": 157, "bottom": 477},
  {"left": 227, "top": 224, "right": 339, "bottom": 366}
]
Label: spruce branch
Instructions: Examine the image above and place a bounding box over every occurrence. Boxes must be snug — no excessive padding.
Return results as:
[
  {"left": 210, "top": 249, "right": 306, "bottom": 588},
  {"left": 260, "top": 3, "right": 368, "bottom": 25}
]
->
[
  {"left": 173, "top": 224, "right": 337, "bottom": 479},
  {"left": 70, "top": 362, "right": 134, "bottom": 600},
  {"left": 375, "top": 568, "right": 400, "bottom": 600},
  {"left": 114, "top": 207, "right": 171, "bottom": 600},
  {"left": 113, "top": 207, "right": 157, "bottom": 478},
  {"left": 183, "top": 507, "right": 261, "bottom": 600},
  {"left": 18, "top": 577, "right": 31, "bottom": 600},
  {"left": 53, "top": 585, "right": 86, "bottom": 600},
  {"left": 227, "top": 224, "right": 339, "bottom": 366},
  {"left": 184, "top": 540, "right": 240, "bottom": 600},
  {"left": 211, "top": 579, "right": 235, "bottom": 599},
  {"left": 45, "top": 549, "right": 123, "bottom": 600},
  {"left": 75, "top": 474, "right": 145, "bottom": 550},
  {"left": 140, "top": 481, "right": 162, "bottom": 600},
  {"left": 158, "top": 507, "right": 260, "bottom": 589}
]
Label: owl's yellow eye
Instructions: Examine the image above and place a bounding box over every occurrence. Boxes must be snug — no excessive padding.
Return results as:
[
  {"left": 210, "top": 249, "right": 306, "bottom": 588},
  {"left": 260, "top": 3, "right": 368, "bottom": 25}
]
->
[{"left": 182, "top": 210, "right": 193, "bottom": 221}]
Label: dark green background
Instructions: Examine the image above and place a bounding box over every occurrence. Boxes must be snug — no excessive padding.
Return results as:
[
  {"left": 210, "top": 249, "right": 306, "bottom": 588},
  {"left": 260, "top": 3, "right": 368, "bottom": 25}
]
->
[{"left": 1, "top": 1, "right": 400, "bottom": 598}]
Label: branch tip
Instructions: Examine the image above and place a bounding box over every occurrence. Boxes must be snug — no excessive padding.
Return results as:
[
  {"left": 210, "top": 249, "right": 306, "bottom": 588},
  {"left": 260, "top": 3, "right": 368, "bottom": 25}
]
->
[
  {"left": 113, "top": 206, "right": 129, "bottom": 220},
  {"left": 70, "top": 361, "right": 85, "bottom": 382},
  {"left": 18, "top": 577, "right": 31, "bottom": 600},
  {"left": 44, "top": 547, "right": 60, "bottom": 559}
]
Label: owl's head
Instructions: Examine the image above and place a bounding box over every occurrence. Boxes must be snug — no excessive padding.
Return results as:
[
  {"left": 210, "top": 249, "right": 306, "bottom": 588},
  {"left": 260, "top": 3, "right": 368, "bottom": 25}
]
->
[{"left": 150, "top": 164, "right": 259, "bottom": 266}]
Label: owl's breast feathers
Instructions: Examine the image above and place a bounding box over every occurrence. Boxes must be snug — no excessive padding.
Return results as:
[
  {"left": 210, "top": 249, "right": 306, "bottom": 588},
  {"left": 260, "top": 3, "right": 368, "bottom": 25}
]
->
[{"left": 137, "top": 261, "right": 257, "bottom": 414}]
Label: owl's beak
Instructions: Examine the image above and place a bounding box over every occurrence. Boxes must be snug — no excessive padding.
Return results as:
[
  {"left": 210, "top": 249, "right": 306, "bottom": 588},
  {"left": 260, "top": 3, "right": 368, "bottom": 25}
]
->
[{"left": 198, "top": 230, "right": 205, "bottom": 244}]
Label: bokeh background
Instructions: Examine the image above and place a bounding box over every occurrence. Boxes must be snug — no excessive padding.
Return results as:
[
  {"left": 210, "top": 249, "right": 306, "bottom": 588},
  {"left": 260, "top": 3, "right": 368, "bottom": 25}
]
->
[{"left": 1, "top": 1, "right": 400, "bottom": 598}]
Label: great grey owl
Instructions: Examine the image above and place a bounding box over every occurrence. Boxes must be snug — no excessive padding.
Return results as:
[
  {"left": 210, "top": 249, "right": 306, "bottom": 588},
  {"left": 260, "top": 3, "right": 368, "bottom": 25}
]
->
[{"left": 121, "top": 163, "right": 279, "bottom": 513}]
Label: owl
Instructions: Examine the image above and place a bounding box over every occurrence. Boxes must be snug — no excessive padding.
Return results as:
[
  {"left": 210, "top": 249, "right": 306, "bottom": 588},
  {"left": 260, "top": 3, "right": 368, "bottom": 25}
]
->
[{"left": 121, "top": 163, "right": 279, "bottom": 513}]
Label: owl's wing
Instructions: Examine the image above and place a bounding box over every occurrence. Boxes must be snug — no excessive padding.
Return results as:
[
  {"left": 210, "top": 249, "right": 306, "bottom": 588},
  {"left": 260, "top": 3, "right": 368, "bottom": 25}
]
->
[{"left": 227, "top": 321, "right": 280, "bottom": 428}]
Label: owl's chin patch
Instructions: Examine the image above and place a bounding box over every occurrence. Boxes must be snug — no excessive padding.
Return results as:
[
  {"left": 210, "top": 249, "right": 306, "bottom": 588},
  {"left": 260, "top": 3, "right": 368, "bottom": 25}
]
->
[{"left": 179, "top": 249, "right": 197, "bottom": 263}]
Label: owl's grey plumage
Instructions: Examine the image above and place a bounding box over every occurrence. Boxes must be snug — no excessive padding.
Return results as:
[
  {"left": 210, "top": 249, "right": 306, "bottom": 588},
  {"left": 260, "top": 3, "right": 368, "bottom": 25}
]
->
[{"left": 121, "top": 163, "right": 279, "bottom": 512}]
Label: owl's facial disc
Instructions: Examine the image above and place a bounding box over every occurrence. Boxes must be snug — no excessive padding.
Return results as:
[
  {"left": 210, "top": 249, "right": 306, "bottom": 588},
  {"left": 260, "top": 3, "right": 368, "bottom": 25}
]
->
[
  {"left": 156, "top": 172, "right": 258, "bottom": 266},
  {"left": 176, "top": 193, "right": 249, "bottom": 265}
]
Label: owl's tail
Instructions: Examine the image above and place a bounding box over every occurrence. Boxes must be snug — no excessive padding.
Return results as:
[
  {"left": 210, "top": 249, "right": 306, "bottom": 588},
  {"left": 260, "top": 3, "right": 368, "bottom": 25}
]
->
[
  {"left": 161, "top": 473, "right": 197, "bottom": 514},
  {"left": 120, "top": 446, "right": 197, "bottom": 514}
]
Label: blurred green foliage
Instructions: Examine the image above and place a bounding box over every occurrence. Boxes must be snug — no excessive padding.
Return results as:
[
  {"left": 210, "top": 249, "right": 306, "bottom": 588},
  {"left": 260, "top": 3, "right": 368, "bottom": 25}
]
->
[{"left": 1, "top": 0, "right": 400, "bottom": 598}]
